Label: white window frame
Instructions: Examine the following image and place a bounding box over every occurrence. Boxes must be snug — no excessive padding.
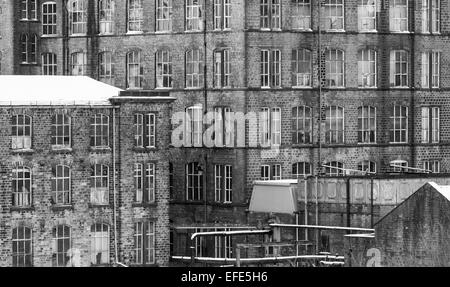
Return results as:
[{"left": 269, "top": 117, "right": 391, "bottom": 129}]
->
[
  {"left": 292, "top": 162, "right": 311, "bottom": 178},
  {"left": 421, "top": 106, "right": 439, "bottom": 143},
  {"left": 53, "top": 225, "right": 71, "bottom": 267},
  {"left": 12, "top": 166, "right": 32, "bottom": 207},
  {"left": 358, "top": 49, "right": 377, "bottom": 88},
  {"left": 261, "top": 165, "right": 271, "bottom": 180},
  {"left": 42, "top": 1, "right": 57, "bottom": 36},
  {"left": 186, "top": 0, "right": 204, "bottom": 31},
  {"left": 156, "top": 0, "right": 173, "bottom": 32},
  {"left": 156, "top": 50, "right": 173, "bottom": 89},
  {"left": 358, "top": 106, "right": 376, "bottom": 144},
  {"left": 421, "top": 51, "right": 440, "bottom": 88},
  {"left": 260, "top": 107, "right": 281, "bottom": 147},
  {"left": 186, "top": 162, "right": 203, "bottom": 201},
  {"left": 69, "top": 0, "right": 87, "bottom": 35},
  {"left": 390, "top": 160, "right": 408, "bottom": 172},
  {"left": 260, "top": 0, "right": 281, "bottom": 30},
  {"left": 261, "top": 49, "right": 281, "bottom": 88},
  {"left": 324, "top": 161, "right": 344, "bottom": 176},
  {"left": 358, "top": 0, "right": 376, "bottom": 32},
  {"left": 390, "top": 0, "right": 408, "bottom": 32},
  {"left": 90, "top": 164, "right": 109, "bottom": 205},
  {"left": 325, "top": 106, "right": 345, "bottom": 144},
  {"left": 21, "top": 0, "right": 37, "bottom": 20},
  {"left": 390, "top": 106, "right": 408, "bottom": 143},
  {"left": 21, "top": 34, "right": 29, "bottom": 63},
  {"left": 12, "top": 226, "right": 33, "bottom": 267},
  {"left": 325, "top": 49, "right": 345, "bottom": 88},
  {"left": 390, "top": 50, "right": 408, "bottom": 88},
  {"left": 292, "top": 0, "right": 311, "bottom": 30},
  {"left": 99, "top": 0, "right": 114, "bottom": 34},
  {"left": 71, "top": 52, "right": 87, "bottom": 76},
  {"left": 214, "top": 228, "right": 233, "bottom": 259},
  {"left": 135, "top": 163, "right": 156, "bottom": 203},
  {"left": 11, "top": 115, "right": 32, "bottom": 150},
  {"left": 214, "top": 49, "right": 231, "bottom": 88},
  {"left": 91, "top": 223, "right": 110, "bottom": 265},
  {"left": 292, "top": 49, "right": 312, "bottom": 88},
  {"left": 134, "top": 222, "right": 155, "bottom": 265},
  {"left": 52, "top": 114, "right": 71, "bottom": 148},
  {"left": 292, "top": 106, "right": 312, "bottom": 144},
  {"left": 214, "top": 0, "right": 231, "bottom": 30},
  {"left": 214, "top": 107, "right": 233, "bottom": 147},
  {"left": 134, "top": 113, "right": 156, "bottom": 148},
  {"left": 128, "top": 0, "right": 143, "bottom": 33},
  {"left": 127, "top": 50, "right": 143, "bottom": 89},
  {"left": 423, "top": 160, "right": 440, "bottom": 173},
  {"left": 186, "top": 106, "right": 203, "bottom": 147},
  {"left": 358, "top": 161, "right": 376, "bottom": 173},
  {"left": 99, "top": 51, "right": 113, "bottom": 85},
  {"left": 42, "top": 53, "right": 57, "bottom": 75},
  {"left": 186, "top": 49, "right": 203, "bottom": 89},
  {"left": 422, "top": 0, "right": 440, "bottom": 33},
  {"left": 91, "top": 114, "right": 110, "bottom": 148},
  {"left": 323, "top": 0, "right": 345, "bottom": 31},
  {"left": 52, "top": 165, "right": 71, "bottom": 205}
]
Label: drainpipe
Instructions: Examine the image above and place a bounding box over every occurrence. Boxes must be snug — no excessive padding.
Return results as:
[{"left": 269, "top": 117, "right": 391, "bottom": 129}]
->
[
  {"left": 203, "top": 0, "right": 208, "bottom": 225},
  {"left": 346, "top": 178, "right": 351, "bottom": 233},
  {"left": 370, "top": 177, "right": 374, "bottom": 228},
  {"left": 113, "top": 107, "right": 118, "bottom": 264}
]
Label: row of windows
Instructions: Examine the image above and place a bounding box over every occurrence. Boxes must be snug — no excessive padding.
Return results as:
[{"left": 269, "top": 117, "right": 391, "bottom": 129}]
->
[
  {"left": 25, "top": 1, "right": 440, "bottom": 36},
  {"left": 11, "top": 163, "right": 156, "bottom": 208},
  {"left": 12, "top": 222, "right": 155, "bottom": 267},
  {"left": 35, "top": 48, "right": 440, "bottom": 90},
  {"left": 261, "top": 159, "right": 441, "bottom": 179},
  {"left": 182, "top": 105, "right": 440, "bottom": 147}
]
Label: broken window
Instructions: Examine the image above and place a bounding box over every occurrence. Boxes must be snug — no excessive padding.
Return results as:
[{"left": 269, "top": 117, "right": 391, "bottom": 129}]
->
[
  {"left": 53, "top": 225, "right": 71, "bottom": 267},
  {"left": 11, "top": 115, "right": 32, "bottom": 150},
  {"left": 90, "top": 164, "right": 109, "bottom": 205},
  {"left": 52, "top": 165, "right": 71, "bottom": 205},
  {"left": 91, "top": 223, "right": 110, "bottom": 265}
]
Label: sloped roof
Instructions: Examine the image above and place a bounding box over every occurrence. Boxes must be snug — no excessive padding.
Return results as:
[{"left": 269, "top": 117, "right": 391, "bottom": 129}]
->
[
  {"left": 0, "top": 76, "right": 123, "bottom": 106},
  {"left": 428, "top": 182, "right": 450, "bottom": 202}
]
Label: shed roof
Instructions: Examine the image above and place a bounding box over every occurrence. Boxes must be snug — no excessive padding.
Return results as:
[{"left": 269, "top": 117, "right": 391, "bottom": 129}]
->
[{"left": 0, "top": 76, "right": 123, "bottom": 106}]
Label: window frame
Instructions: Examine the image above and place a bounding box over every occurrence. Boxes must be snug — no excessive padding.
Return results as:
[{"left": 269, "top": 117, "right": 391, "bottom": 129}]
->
[
  {"left": 358, "top": 0, "right": 376, "bottom": 32},
  {"left": 99, "top": 0, "right": 114, "bottom": 34},
  {"left": 91, "top": 223, "right": 110, "bottom": 265},
  {"left": 42, "top": 1, "right": 57, "bottom": 36},
  {"left": 390, "top": 105, "right": 408, "bottom": 143},
  {"left": 358, "top": 106, "right": 376, "bottom": 144},
  {"left": 390, "top": 0, "right": 409, "bottom": 32},
  {"left": 260, "top": 0, "right": 281, "bottom": 30},
  {"left": 51, "top": 114, "right": 71, "bottom": 148},
  {"left": 323, "top": 0, "right": 345, "bottom": 31},
  {"left": 156, "top": 50, "right": 173, "bottom": 89},
  {"left": 11, "top": 115, "right": 32, "bottom": 150},
  {"left": 70, "top": 51, "right": 87, "bottom": 76},
  {"left": 134, "top": 221, "right": 156, "bottom": 265},
  {"left": 52, "top": 225, "right": 71, "bottom": 267},
  {"left": 126, "top": 50, "right": 143, "bottom": 89},
  {"left": 325, "top": 49, "right": 345, "bottom": 88},
  {"left": 12, "top": 226, "right": 33, "bottom": 267},
  {"left": 42, "top": 52, "right": 57, "bottom": 75},
  {"left": 51, "top": 165, "right": 71, "bottom": 206},
  {"left": 90, "top": 164, "right": 109, "bottom": 205},
  {"left": 292, "top": 49, "right": 312, "bottom": 88},
  {"left": 325, "top": 106, "right": 345, "bottom": 144},
  {"left": 260, "top": 49, "right": 281, "bottom": 88},
  {"left": 156, "top": 0, "right": 173, "bottom": 32},
  {"left": 186, "top": 162, "right": 203, "bottom": 201},
  {"left": 214, "top": 0, "right": 231, "bottom": 30},
  {"left": 292, "top": 0, "right": 311, "bottom": 30},
  {"left": 127, "top": 0, "right": 144, "bottom": 33},
  {"left": 214, "top": 49, "right": 231, "bottom": 88},
  {"left": 390, "top": 50, "right": 409, "bottom": 88},
  {"left": 185, "top": 0, "right": 204, "bottom": 32},
  {"left": 69, "top": 0, "right": 87, "bottom": 35},
  {"left": 185, "top": 49, "right": 204, "bottom": 89},
  {"left": 186, "top": 106, "right": 203, "bottom": 147},
  {"left": 421, "top": 106, "right": 440, "bottom": 144},
  {"left": 90, "top": 114, "right": 110, "bottom": 148},
  {"left": 12, "top": 166, "right": 32, "bottom": 207},
  {"left": 135, "top": 163, "right": 156, "bottom": 204},
  {"left": 358, "top": 49, "right": 377, "bottom": 88},
  {"left": 292, "top": 162, "right": 312, "bottom": 178}
]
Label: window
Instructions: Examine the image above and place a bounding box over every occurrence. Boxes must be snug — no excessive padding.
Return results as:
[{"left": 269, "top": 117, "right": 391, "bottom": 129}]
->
[
  {"left": 358, "top": 0, "right": 376, "bottom": 31},
  {"left": 53, "top": 225, "right": 71, "bottom": 267},
  {"left": 214, "top": 228, "right": 233, "bottom": 258},
  {"left": 423, "top": 161, "right": 440, "bottom": 173},
  {"left": 90, "top": 164, "right": 109, "bottom": 205},
  {"left": 292, "top": 49, "right": 312, "bottom": 87},
  {"left": 324, "top": 0, "right": 345, "bottom": 31},
  {"left": 214, "top": 164, "right": 232, "bottom": 203},
  {"left": 261, "top": 164, "right": 281, "bottom": 180},
  {"left": 292, "top": 106, "right": 312, "bottom": 144},
  {"left": 91, "top": 223, "right": 109, "bottom": 265},
  {"left": 390, "top": 50, "right": 408, "bottom": 87},
  {"left": 128, "top": 0, "right": 143, "bottom": 32},
  {"left": 156, "top": 50, "right": 173, "bottom": 89},
  {"left": 135, "top": 113, "right": 156, "bottom": 148},
  {"left": 186, "top": 106, "right": 203, "bottom": 147},
  {"left": 292, "top": 0, "right": 311, "bottom": 30},
  {"left": 421, "top": 52, "right": 440, "bottom": 88},
  {"left": 12, "top": 226, "right": 32, "bottom": 267},
  {"left": 186, "top": 0, "right": 203, "bottom": 31},
  {"left": 127, "top": 51, "right": 143, "bottom": 89},
  {"left": 324, "top": 161, "right": 344, "bottom": 176},
  {"left": 260, "top": 107, "right": 281, "bottom": 147},
  {"left": 358, "top": 161, "right": 376, "bottom": 173},
  {"left": 292, "top": 162, "right": 311, "bottom": 178},
  {"left": 186, "top": 49, "right": 203, "bottom": 88},
  {"left": 52, "top": 165, "right": 71, "bottom": 205},
  {"left": 20, "top": 34, "right": 37, "bottom": 64},
  {"left": 358, "top": 49, "right": 377, "bottom": 87},
  {"left": 421, "top": 107, "right": 439, "bottom": 143},
  {"left": 214, "top": 107, "right": 233, "bottom": 147},
  {"left": 42, "top": 2, "right": 57, "bottom": 35},
  {"left": 325, "top": 49, "right": 344, "bottom": 87},
  {"left": 99, "top": 0, "right": 114, "bottom": 34},
  {"left": 422, "top": 0, "right": 440, "bottom": 33},
  {"left": 42, "top": 53, "right": 57, "bottom": 75},
  {"left": 135, "top": 163, "right": 156, "bottom": 203},
  {"left": 156, "top": 0, "right": 172, "bottom": 32},
  {"left": 325, "top": 106, "right": 344, "bottom": 144},
  {"left": 214, "top": 49, "right": 231, "bottom": 88},
  {"left": 390, "top": 160, "right": 408, "bottom": 172},
  {"left": 90, "top": 114, "right": 109, "bottom": 148},
  {"left": 186, "top": 162, "right": 203, "bottom": 201},
  {"left": 260, "top": 0, "right": 281, "bottom": 30},
  {"left": 358, "top": 106, "right": 376, "bottom": 143},
  {"left": 390, "top": 106, "right": 408, "bottom": 143},
  {"left": 12, "top": 166, "right": 32, "bottom": 207},
  {"left": 194, "top": 228, "right": 206, "bottom": 256},
  {"left": 52, "top": 114, "right": 71, "bottom": 148},
  {"left": 390, "top": 0, "right": 408, "bottom": 32},
  {"left": 21, "top": 0, "right": 37, "bottom": 20},
  {"left": 71, "top": 52, "right": 87, "bottom": 76},
  {"left": 261, "top": 49, "right": 281, "bottom": 88},
  {"left": 11, "top": 115, "right": 32, "bottom": 150},
  {"left": 69, "top": 0, "right": 87, "bottom": 34},
  {"left": 135, "top": 222, "right": 155, "bottom": 264},
  {"left": 98, "top": 51, "right": 113, "bottom": 85},
  {"left": 214, "top": 0, "right": 231, "bottom": 30}
]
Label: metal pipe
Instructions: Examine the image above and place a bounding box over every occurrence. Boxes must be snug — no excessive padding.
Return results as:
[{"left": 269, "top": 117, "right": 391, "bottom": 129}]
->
[
  {"left": 370, "top": 177, "right": 374, "bottom": 228},
  {"left": 269, "top": 224, "right": 375, "bottom": 233},
  {"left": 112, "top": 107, "right": 118, "bottom": 264},
  {"left": 174, "top": 226, "right": 257, "bottom": 230},
  {"left": 191, "top": 229, "right": 271, "bottom": 241},
  {"left": 172, "top": 254, "right": 345, "bottom": 264},
  {"left": 315, "top": 176, "right": 319, "bottom": 253},
  {"left": 346, "top": 177, "right": 351, "bottom": 232}
]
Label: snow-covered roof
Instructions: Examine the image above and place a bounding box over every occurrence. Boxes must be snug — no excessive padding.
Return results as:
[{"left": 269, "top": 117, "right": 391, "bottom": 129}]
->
[
  {"left": 428, "top": 182, "right": 450, "bottom": 202},
  {"left": 0, "top": 76, "right": 123, "bottom": 106},
  {"left": 253, "top": 179, "right": 299, "bottom": 187}
]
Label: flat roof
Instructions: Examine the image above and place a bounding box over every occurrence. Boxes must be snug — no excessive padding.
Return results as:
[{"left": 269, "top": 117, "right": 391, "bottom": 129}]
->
[{"left": 0, "top": 76, "right": 123, "bottom": 106}]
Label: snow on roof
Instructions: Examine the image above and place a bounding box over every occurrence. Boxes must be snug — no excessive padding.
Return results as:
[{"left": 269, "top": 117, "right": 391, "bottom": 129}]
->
[
  {"left": 0, "top": 76, "right": 123, "bottom": 106},
  {"left": 428, "top": 182, "right": 450, "bottom": 202},
  {"left": 253, "top": 179, "right": 299, "bottom": 187}
]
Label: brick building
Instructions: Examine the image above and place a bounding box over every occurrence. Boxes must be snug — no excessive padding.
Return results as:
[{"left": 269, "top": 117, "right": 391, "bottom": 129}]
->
[
  {"left": 0, "top": 76, "right": 173, "bottom": 267},
  {"left": 1, "top": 0, "right": 450, "bottom": 262}
]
